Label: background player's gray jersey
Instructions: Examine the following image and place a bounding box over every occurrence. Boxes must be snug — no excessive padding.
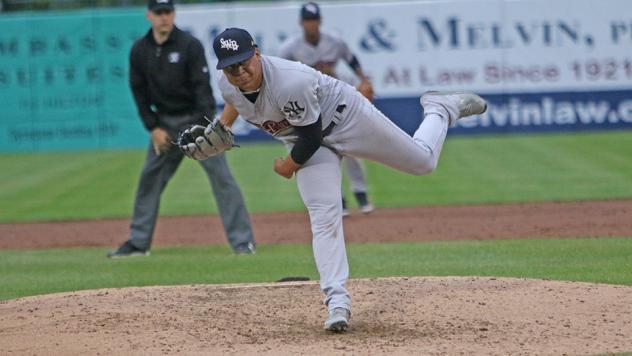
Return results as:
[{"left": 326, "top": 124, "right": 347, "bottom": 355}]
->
[
  {"left": 278, "top": 32, "right": 354, "bottom": 76},
  {"left": 218, "top": 55, "right": 351, "bottom": 144}
]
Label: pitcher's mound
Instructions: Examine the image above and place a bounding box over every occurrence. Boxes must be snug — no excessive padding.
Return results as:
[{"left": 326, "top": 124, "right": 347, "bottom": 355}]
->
[{"left": 1, "top": 277, "right": 631, "bottom": 355}]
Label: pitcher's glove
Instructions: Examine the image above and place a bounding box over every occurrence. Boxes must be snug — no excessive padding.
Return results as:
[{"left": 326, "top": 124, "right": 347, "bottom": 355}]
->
[{"left": 178, "top": 118, "right": 237, "bottom": 160}]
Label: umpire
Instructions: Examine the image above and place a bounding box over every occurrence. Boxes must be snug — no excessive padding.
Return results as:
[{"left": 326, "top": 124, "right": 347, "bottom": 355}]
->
[{"left": 108, "top": 0, "right": 255, "bottom": 257}]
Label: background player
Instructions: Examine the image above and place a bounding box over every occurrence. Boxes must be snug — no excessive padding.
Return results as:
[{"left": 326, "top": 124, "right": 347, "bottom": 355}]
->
[
  {"left": 180, "top": 28, "right": 486, "bottom": 331},
  {"left": 279, "top": 2, "right": 375, "bottom": 216},
  {"left": 107, "top": 0, "right": 255, "bottom": 258}
]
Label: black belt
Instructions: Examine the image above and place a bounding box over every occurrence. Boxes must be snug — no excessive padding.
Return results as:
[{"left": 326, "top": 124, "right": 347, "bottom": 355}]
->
[
  {"left": 322, "top": 104, "right": 346, "bottom": 137},
  {"left": 322, "top": 121, "right": 336, "bottom": 137}
]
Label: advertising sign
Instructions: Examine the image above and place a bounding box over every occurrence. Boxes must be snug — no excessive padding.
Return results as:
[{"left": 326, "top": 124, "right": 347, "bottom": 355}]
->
[{"left": 1, "top": 0, "right": 630, "bottom": 151}]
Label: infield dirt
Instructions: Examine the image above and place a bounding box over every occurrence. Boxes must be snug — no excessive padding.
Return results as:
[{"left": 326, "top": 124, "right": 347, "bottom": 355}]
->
[
  {"left": 1, "top": 199, "right": 631, "bottom": 354},
  {"left": 1, "top": 199, "right": 631, "bottom": 250}
]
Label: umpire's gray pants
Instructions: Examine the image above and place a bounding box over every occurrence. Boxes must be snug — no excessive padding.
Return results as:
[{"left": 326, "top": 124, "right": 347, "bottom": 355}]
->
[{"left": 128, "top": 114, "right": 254, "bottom": 252}]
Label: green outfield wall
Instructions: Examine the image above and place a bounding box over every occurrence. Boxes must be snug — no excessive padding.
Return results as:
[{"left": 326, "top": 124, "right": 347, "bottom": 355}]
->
[{"left": 0, "top": 9, "right": 147, "bottom": 151}]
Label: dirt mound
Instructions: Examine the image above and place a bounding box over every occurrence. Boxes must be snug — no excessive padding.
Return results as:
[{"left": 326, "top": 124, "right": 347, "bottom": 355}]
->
[{"left": 1, "top": 277, "right": 631, "bottom": 355}]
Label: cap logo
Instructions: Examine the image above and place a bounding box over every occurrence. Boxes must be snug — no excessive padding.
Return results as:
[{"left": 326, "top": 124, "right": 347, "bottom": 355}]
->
[
  {"left": 156, "top": 0, "right": 169, "bottom": 3},
  {"left": 220, "top": 38, "right": 239, "bottom": 51},
  {"left": 305, "top": 3, "right": 318, "bottom": 14}
]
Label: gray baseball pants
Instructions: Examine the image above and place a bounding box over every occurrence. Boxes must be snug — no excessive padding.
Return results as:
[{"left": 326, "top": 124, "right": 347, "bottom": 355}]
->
[
  {"left": 296, "top": 88, "right": 455, "bottom": 313},
  {"left": 342, "top": 156, "right": 368, "bottom": 193}
]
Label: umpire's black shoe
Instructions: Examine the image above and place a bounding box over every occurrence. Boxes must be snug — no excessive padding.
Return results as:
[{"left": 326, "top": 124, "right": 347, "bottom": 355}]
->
[
  {"left": 234, "top": 242, "right": 256, "bottom": 255},
  {"left": 107, "top": 240, "right": 150, "bottom": 258}
]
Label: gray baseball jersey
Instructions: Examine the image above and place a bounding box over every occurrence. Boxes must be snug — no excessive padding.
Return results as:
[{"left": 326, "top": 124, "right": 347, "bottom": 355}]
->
[
  {"left": 278, "top": 32, "right": 354, "bottom": 77},
  {"left": 218, "top": 55, "right": 349, "bottom": 144}
]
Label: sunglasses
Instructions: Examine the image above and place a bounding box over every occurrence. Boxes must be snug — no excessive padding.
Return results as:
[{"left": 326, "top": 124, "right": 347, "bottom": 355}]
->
[
  {"left": 152, "top": 9, "right": 173, "bottom": 15},
  {"left": 224, "top": 56, "right": 255, "bottom": 74}
]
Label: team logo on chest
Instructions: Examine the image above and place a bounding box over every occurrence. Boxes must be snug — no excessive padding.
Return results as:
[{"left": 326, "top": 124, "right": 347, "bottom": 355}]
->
[
  {"left": 282, "top": 101, "right": 306, "bottom": 120},
  {"left": 168, "top": 52, "right": 180, "bottom": 63},
  {"left": 259, "top": 119, "right": 291, "bottom": 135}
]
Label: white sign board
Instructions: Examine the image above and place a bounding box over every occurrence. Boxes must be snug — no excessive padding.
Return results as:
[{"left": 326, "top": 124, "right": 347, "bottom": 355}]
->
[
  {"left": 177, "top": 0, "right": 632, "bottom": 96},
  {"left": 176, "top": 0, "right": 632, "bottom": 134}
]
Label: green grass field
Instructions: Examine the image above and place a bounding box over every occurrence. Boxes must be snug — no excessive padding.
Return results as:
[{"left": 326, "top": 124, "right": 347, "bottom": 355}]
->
[
  {"left": 1, "top": 131, "right": 631, "bottom": 300},
  {"left": 1, "top": 131, "right": 631, "bottom": 222},
  {"left": 2, "top": 237, "right": 631, "bottom": 301}
]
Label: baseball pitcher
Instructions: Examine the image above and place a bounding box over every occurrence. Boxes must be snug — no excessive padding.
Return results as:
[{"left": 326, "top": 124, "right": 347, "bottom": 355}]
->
[{"left": 179, "top": 28, "right": 487, "bottom": 332}]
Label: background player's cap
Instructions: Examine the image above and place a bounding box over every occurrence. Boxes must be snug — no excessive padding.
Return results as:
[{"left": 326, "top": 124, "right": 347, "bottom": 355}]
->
[
  {"left": 148, "top": 0, "right": 174, "bottom": 12},
  {"left": 213, "top": 28, "right": 257, "bottom": 70},
  {"left": 300, "top": 2, "right": 321, "bottom": 20}
]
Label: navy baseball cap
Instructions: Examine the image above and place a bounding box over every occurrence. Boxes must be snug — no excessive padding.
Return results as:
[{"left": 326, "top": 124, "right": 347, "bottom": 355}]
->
[
  {"left": 213, "top": 28, "right": 257, "bottom": 70},
  {"left": 148, "top": 0, "right": 174, "bottom": 11},
  {"left": 300, "top": 2, "right": 321, "bottom": 20}
]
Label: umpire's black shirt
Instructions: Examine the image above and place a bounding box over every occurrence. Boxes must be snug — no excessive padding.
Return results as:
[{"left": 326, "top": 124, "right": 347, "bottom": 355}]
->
[{"left": 129, "top": 26, "right": 215, "bottom": 131}]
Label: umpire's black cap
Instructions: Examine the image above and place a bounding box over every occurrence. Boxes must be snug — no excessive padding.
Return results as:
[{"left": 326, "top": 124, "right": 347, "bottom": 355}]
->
[
  {"left": 300, "top": 2, "right": 321, "bottom": 20},
  {"left": 213, "top": 28, "right": 257, "bottom": 70},
  {"left": 148, "top": 0, "right": 174, "bottom": 11}
]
